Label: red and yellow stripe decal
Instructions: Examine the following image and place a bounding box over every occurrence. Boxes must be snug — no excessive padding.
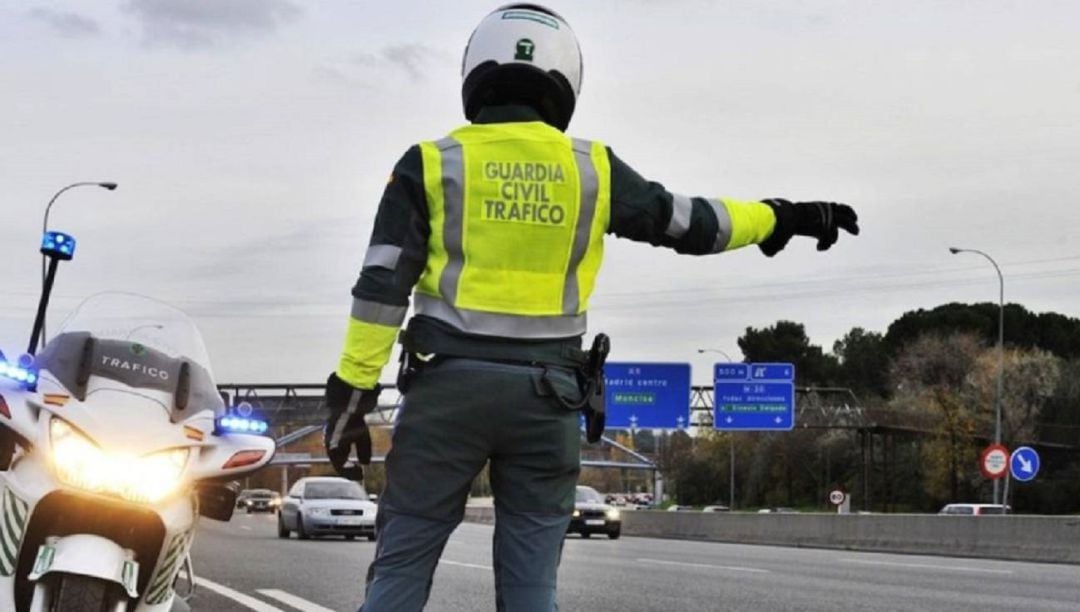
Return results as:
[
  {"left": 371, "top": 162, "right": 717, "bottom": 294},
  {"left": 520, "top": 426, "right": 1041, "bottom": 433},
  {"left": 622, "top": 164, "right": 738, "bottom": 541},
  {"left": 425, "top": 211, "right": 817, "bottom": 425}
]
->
[{"left": 42, "top": 394, "right": 69, "bottom": 407}]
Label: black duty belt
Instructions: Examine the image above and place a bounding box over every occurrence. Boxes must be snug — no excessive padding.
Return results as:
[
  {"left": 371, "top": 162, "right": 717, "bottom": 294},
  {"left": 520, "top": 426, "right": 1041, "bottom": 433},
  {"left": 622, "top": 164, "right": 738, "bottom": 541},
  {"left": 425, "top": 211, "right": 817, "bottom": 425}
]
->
[
  {"left": 399, "top": 324, "right": 587, "bottom": 369},
  {"left": 397, "top": 319, "right": 610, "bottom": 443}
]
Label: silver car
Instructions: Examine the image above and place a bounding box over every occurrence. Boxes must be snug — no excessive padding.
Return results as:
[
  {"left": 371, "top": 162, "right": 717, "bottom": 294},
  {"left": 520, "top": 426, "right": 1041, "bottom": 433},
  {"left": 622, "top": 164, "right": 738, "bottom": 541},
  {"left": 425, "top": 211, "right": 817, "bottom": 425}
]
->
[{"left": 277, "top": 477, "right": 378, "bottom": 541}]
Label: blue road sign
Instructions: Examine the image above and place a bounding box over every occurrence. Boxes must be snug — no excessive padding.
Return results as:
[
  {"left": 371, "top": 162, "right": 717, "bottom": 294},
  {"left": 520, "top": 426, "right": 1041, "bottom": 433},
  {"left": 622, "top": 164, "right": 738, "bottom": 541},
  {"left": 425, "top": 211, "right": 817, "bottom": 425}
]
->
[
  {"left": 1010, "top": 446, "right": 1040, "bottom": 482},
  {"left": 713, "top": 362, "right": 795, "bottom": 431},
  {"left": 603, "top": 362, "right": 691, "bottom": 430}
]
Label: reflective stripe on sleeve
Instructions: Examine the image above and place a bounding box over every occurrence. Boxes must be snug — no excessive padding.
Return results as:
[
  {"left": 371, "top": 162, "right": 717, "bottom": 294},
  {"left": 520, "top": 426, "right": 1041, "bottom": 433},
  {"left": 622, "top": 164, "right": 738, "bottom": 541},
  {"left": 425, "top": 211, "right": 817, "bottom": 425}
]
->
[
  {"left": 436, "top": 137, "right": 466, "bottom": 304},
  {"left": 721, "top": 198, "right": 777, "bottom": 250},
  {"left": 707, "top": 198, "right": 734, "bottom": 253},
  {"left": 666, "top": 193, "right": 693, "bottom": 239},
  {"left": 362, "top": 244, "right": 402, "bottom": 271},
  {"left": 337, "top": 317, "right": 399, "bottom": 389},
  {"left": 414, "top": 293, "right": 586, "bottom": 338},
  {"left": 350, "top": 298, "right": 408, "bottom": 327},
  {"left": 562, "top": 139, "right": 600, "bottom": 315}
]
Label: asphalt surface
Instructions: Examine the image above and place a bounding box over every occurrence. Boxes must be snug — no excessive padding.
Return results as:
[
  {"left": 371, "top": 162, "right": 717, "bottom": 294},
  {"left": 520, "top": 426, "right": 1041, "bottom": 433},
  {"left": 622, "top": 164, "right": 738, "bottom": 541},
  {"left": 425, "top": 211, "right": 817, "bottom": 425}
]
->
[{"left": 187, "top": 511, "right": 1080, "bottom": 612}]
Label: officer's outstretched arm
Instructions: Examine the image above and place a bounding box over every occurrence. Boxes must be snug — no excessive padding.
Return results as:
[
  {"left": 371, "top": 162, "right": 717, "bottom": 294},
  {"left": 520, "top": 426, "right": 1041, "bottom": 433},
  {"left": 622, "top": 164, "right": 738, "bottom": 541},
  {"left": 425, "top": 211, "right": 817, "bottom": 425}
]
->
[{"left": 606, "top": 149, "right": 858, "bottom": 256}]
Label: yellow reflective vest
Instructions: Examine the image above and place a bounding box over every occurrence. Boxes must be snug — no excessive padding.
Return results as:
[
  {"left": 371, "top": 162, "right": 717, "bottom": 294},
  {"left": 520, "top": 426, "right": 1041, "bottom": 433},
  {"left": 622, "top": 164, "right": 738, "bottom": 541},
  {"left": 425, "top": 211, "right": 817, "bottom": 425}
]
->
[{"left": 414, "top": 121, "right": 610, "bottom": 338}]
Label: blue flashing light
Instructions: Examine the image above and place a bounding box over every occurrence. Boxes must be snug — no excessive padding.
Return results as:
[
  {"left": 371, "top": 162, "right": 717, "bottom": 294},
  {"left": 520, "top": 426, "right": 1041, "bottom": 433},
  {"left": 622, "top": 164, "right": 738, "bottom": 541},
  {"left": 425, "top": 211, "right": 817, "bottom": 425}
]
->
[
  {"left": 41, "top": 231, "right": 77, "bottom": 261},
  {"left": 0, "top": 358, "right": 39, "bottom": 390},
  {"left": 216, "top": 415, "right": 269, "bottom": 435}
]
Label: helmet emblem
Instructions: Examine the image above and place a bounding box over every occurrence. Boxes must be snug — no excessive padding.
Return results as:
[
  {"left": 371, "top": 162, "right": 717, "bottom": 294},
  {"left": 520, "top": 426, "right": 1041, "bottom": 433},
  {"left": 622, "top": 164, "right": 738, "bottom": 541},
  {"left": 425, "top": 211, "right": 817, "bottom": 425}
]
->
[
  {"left": 130, "top": 343, "right": 147, "bottom": 356},
  {"left": 514, "top": 38, "right": 535, "bottom": 61}
]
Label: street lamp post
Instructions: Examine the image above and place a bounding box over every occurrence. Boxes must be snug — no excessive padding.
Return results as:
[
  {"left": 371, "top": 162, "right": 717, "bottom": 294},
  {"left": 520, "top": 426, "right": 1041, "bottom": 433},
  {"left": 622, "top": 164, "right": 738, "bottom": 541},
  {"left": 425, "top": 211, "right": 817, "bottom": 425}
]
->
[
  {"left": 697, "top": 347, "right": 735, "bottom": 361},
  {"left": 698, "top": 347, "right": 738, "bottom": 508},
  {"left": 43, "top": 181, "right": 118, "bottom": 243},
  {"left": 40, "top": 182, "right": 118, "bottom": 341},
  {"left": 949, "top": 247, "right": 1005, "bottom": 504}
]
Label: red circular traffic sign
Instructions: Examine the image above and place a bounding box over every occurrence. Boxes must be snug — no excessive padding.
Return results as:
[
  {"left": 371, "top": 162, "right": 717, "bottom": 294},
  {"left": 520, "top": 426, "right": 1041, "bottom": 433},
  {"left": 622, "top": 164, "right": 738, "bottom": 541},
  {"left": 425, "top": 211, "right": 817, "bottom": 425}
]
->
[
  {"left": 828, "top": 490, "right": 846, "bottom": 505},
  {"left": 979, "top": 444, "right": 1010, "bottom": 479}
]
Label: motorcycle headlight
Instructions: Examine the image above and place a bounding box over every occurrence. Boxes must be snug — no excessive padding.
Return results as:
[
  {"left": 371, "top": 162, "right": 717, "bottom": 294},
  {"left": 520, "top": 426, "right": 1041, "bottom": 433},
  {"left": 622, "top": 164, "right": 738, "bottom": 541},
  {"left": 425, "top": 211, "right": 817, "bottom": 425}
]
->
[{"left": 50, "top": 418, "right": 189, "bottom": 504}]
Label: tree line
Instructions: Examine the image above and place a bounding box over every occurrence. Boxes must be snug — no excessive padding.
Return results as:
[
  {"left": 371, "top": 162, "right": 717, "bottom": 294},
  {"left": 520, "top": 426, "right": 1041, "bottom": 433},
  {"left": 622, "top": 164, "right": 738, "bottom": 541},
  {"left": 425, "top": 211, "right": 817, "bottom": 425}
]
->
[{"left": 581, "top": 302, "right": 1080, "bottom": 514}]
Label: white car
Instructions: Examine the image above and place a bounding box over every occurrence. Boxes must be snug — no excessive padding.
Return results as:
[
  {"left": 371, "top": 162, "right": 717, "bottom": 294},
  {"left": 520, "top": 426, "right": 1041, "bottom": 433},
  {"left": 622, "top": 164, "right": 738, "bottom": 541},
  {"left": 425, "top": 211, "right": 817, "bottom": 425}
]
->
[
  {"left": 938, "top": 503, "right": 1010, "bottom": 516},
  {"left": 278, "top": 477, "right": 378, "bottom": 540}
]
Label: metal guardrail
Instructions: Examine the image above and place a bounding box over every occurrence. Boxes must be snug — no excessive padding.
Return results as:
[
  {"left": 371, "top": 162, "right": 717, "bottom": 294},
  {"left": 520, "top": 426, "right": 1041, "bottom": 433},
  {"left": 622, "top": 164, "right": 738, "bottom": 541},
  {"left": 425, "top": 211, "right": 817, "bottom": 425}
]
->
[{"left": 268, "top": 455, "right": 657, "bottom": 471}]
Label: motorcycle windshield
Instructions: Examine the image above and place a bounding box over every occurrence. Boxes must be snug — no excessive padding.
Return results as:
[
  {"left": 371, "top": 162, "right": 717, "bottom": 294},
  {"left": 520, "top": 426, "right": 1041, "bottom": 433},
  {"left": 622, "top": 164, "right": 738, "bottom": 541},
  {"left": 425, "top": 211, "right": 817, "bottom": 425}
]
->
[{"left": 36, "top": 292, "right": 224, "bottom": 416}]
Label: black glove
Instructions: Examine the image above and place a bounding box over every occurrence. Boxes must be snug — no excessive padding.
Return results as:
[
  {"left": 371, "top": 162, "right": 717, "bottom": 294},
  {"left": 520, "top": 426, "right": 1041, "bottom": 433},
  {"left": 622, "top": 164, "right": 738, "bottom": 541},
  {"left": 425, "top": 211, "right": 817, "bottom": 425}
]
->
[
  {"left": 324, "top": 372, "right": 381, "bottom": 481},
  {"left": 758, "top": 199, "right": 860, "bottom": 257}
]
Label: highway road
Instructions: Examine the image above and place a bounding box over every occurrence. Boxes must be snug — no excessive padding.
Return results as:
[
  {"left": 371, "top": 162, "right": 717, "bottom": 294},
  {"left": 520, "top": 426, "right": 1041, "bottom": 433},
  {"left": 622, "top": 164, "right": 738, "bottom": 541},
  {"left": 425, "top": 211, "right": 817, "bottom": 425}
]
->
[{"left": 187, "top": 512, "right": 1080, "bottom": 611}]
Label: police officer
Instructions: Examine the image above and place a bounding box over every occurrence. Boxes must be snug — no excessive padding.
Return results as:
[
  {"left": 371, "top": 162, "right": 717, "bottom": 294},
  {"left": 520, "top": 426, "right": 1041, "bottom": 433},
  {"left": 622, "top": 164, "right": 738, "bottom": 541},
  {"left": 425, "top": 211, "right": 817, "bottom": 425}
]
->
[{"left": 324, "top": 4, "right": 859, "bottom": 611}]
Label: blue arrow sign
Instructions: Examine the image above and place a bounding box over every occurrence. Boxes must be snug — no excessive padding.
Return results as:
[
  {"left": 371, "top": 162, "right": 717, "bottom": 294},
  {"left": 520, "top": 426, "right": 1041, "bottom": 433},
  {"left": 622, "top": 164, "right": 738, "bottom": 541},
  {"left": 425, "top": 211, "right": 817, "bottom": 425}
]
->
[
  {"left": 1010, "top": 446, "right": 1040, "bottom": 482},
  {"left": 602, "top": 362, "right": 691, "bottom": 430},
  {"left": 713, "top": 362, "right": 795, "bottom": 431}
]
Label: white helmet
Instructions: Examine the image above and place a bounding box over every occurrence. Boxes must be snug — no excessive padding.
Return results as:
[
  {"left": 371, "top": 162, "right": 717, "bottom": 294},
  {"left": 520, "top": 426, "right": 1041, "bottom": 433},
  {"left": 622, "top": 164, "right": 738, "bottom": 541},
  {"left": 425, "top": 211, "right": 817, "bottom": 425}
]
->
[{"left": 462, "top": 4, "right": 583, "bottom": 130}]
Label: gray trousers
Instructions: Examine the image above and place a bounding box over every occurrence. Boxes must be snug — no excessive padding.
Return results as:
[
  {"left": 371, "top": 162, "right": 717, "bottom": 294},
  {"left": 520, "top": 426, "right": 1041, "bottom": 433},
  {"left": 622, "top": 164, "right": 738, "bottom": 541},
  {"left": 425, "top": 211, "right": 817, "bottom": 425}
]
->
[{"left": 359, "top": 359, "right": 583, "bottom": 612}]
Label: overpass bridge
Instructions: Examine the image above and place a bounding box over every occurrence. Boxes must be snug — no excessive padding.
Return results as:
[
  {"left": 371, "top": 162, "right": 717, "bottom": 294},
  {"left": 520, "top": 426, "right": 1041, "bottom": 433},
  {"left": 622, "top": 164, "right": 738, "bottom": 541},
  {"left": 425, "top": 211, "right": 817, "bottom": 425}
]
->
[
  {"left": 220, "top": 382, "right": 975, "bottom": 448},
  {"left": 220, "top": 383, "right": 937, "bottom": 434},
  {"left": 219, "top": 382, "right": 1079, "bottom": 509}
]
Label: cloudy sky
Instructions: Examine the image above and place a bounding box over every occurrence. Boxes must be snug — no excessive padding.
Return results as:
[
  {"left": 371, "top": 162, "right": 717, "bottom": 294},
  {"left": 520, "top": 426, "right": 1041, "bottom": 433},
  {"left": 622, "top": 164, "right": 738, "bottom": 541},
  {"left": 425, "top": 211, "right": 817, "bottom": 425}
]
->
[{"left": 3, "top": 0, "right": 1079, "bottom": 385}]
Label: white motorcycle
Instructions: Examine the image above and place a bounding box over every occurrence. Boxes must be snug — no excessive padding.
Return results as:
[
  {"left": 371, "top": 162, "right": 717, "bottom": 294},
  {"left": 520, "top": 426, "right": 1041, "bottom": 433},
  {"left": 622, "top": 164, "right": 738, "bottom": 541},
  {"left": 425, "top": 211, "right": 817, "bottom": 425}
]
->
[{"left": 0, "top": 292, "right": 276, "bottom": 611}]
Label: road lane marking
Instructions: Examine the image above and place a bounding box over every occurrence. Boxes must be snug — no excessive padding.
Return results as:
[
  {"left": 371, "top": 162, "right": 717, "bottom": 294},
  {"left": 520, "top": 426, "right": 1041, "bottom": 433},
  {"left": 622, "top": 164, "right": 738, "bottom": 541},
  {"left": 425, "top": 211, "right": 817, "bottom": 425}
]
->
[
  {"left": 195, "top": 577, "right": 285, "bottom": 612},
  {"left": 257, "top": 589, "right": 336, "bottom": 612},
  {"left": 240, "top": 526, "right": 253, "bottom": 531},
  {"left": 441, "top": 559, "right": 493, "bottom": 571},
  {"left": 838, "top": 558, "right": 1014, "bottom": 575},
  {"left": 637, "top": 558, "right": 770, "bottom": 573}
]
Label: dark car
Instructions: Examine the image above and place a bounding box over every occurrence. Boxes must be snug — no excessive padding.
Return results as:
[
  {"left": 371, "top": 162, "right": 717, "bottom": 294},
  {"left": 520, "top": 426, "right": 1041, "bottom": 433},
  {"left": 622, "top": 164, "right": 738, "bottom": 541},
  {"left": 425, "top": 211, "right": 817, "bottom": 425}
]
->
[
  {"left": 239, "top": 489, "right": 281, "bottom": 513},
  {"left": 567, "top": 486, "right": 621, "bottom": 539}
]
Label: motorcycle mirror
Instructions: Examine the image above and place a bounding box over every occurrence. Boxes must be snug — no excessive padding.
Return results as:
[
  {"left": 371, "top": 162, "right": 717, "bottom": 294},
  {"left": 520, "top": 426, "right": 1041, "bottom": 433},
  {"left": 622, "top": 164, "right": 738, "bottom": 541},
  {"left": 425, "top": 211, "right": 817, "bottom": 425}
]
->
[{"left": 196, "top": 481, "right": 241, "bottom": 522}]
